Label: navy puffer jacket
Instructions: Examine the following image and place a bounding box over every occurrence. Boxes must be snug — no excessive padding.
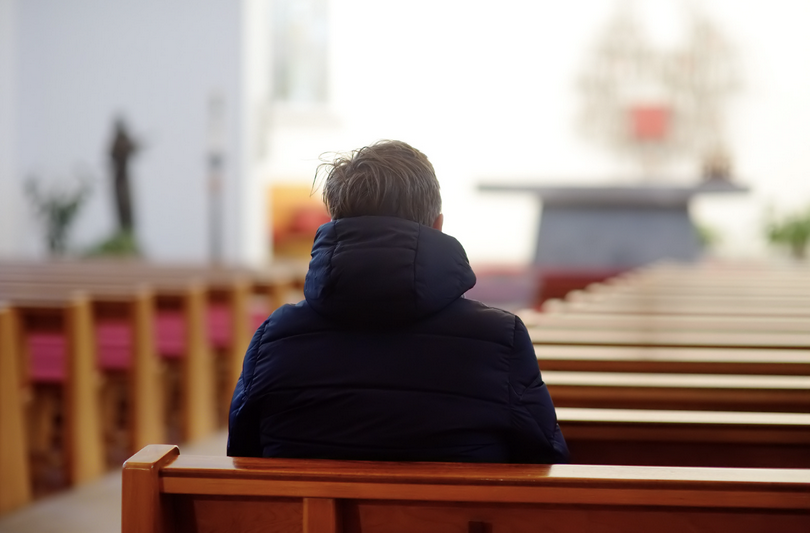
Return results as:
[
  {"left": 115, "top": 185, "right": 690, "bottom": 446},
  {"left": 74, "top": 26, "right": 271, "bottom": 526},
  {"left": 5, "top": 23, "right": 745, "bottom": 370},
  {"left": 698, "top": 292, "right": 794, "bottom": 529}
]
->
[{"left": 227, "top": 216, "right": 569, "bottom": 463}]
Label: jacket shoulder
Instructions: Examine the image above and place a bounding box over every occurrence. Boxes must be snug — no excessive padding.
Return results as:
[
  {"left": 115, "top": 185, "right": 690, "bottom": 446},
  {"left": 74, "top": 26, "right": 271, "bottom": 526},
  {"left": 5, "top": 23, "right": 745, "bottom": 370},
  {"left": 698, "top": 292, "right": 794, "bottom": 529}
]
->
[
  {"left": 260, "top": 301, "right": 333, "bottom": 341},
  {"left": 415, "top": 297, "right": 523, "bottom": 349}
]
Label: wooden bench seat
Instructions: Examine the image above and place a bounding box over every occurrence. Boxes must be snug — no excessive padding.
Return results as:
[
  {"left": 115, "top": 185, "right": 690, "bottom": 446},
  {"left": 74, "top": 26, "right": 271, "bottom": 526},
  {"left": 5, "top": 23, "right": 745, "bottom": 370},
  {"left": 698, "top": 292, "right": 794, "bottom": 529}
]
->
[
  {"left": 547, "top": 298, "right": 810, "bottom": 317},
  {"left": 557, "top": 407, "right": 810, "bottom": 468},
  {"left": 570, "top": 290, "right": 810, "bottom": 308},
  {"left": 543, "top": 262, "right": 810, "bottom": 317},
  {"left": 520, "top": 308, "right": 810, "bottom": 333},
  {"left": 530, "top": 327, "right": 810, "bottom": 349},
  {"left": 588, "top": 280, "right": 810, "bottom": 297},
  {"left": 122, "top": 444, "right": 810, "bottom": 533},
  {"left": 543, "top": 371, "right": 810, "bottom": 412},
  {"left": 621, "top": 260, "right": 810, "bottom": 275},
  {"left": 623, "top": 269, "right": 810, "bottom": 285},
  {"left": 535, "top": 345, "right": 810, "bottom": 375}
]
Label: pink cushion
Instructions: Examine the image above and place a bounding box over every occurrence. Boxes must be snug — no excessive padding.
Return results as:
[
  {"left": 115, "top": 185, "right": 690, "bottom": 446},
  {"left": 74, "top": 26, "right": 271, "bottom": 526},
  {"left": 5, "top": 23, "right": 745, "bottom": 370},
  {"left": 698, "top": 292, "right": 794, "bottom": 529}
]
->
[
  {"left": 156, "top": 311, "right": 185, "bottom": 359},
  {"left": 207, "top": 304, "right": 231, "bottom": 350},
  {"left": 28, "top": 333, "right": 66, "bottom": 383},
  {"left": 251, "top": 310, "right": 269, "bottom": 331},
  {"left": 96, "top": 320, "right": 132, "bottom": 371}
]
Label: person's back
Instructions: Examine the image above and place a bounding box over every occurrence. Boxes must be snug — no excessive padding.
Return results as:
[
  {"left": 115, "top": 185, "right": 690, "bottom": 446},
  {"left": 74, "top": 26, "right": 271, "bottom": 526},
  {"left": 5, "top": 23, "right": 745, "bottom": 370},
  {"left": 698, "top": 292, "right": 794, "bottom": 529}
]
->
[{"left": 228, "top": 140, "right": 569, "bottom": 463}]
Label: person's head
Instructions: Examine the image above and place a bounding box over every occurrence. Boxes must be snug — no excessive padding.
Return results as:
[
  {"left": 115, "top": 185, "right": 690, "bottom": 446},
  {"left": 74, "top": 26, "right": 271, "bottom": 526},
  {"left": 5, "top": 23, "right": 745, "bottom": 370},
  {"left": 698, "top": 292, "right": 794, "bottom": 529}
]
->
[{"left": 318, "top": 140, "right": 442, "bottom": 229}]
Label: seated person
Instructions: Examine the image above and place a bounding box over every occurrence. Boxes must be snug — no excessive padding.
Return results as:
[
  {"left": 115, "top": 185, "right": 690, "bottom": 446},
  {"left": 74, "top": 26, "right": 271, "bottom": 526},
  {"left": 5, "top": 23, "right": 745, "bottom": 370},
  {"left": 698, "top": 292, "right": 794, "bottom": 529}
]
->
[{"left": 228, "top": 140, "right": 569, "bottom": 464}]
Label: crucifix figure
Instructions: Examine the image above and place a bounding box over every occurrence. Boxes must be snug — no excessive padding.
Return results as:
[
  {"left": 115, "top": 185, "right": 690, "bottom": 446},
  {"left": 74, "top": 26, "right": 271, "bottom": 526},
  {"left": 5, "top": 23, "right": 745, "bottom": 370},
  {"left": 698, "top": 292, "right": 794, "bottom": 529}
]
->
[{"left": 109, "top": 117, "right": 139, "bottom": 233}]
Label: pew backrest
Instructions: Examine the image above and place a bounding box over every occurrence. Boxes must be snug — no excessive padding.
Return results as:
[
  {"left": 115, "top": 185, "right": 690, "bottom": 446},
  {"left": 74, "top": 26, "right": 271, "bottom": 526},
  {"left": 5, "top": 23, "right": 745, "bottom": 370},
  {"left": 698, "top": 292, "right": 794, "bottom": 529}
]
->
[
  {"left": 536, "top": 345, "right": 810, "bottom": 375},
  {"left": 122, "top": 445, "right": 810, "bottom": 533}
]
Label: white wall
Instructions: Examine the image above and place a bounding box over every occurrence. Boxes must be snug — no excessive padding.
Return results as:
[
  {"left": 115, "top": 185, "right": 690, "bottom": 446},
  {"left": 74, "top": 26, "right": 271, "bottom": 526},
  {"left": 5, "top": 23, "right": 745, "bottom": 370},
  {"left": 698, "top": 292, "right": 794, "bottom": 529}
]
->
[
  {"left": 0, "top": 0, "right": 19, "bottom": 256},
  {"left": 239, "top": 0, "right": 273, "bottom": 266},
  {"left": 11, "top": 0, "right": 247, "bottom": 263},
  {"left": 4, "top": 0, "right": 810, "bottom": 265},
  {"left": 266, "top": 0, "right": 810, "bottom": 264},
  {"left": 690, "top": 0, "right": 810, "bottom": 259}
]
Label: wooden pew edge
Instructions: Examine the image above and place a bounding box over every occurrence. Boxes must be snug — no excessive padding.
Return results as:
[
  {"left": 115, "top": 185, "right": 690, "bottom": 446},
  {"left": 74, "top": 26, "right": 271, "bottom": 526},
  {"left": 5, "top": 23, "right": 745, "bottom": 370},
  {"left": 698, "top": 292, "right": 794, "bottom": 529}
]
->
[
  {"left": 122, "top": 445, "right": 180, "bottom": 533},
  {"left": 0, "top": 306, "right": 32, "bottom": 514},
  {"left": 123, "top": 445, "right": 810, "bottom": 512}
]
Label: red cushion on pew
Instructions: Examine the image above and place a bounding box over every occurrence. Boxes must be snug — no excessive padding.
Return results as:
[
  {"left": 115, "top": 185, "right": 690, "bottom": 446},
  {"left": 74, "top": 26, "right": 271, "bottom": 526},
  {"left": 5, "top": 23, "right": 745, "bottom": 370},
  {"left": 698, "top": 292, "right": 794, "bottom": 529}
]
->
[
  {"left": 96, "top": 320, "right": 132, "bottom": 371},
  {"left": 28, "top": 333, "right": 66, "bottom": 383},
  {"left": 30, "top": 324, "right": 134, "bottom": 382},
  {"left": 207, "top": 304, "right": 231, "bottom": 350},
  {"left": 251, "top": 309, "right": 268, "bottom": 332},
  {"left": 156, "top": 312, "right": 185, "bottom": 359}
]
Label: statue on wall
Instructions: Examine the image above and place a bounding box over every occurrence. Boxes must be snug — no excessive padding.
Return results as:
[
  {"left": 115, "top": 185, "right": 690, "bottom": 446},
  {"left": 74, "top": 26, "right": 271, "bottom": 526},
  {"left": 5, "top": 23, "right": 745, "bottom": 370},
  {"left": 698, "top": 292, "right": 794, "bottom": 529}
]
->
[
  {"left": 83, "top": 116, "right": 141, "bottom": 257},
  {"left": 109, "top": 117, "right": 139, "bottom": 233}
]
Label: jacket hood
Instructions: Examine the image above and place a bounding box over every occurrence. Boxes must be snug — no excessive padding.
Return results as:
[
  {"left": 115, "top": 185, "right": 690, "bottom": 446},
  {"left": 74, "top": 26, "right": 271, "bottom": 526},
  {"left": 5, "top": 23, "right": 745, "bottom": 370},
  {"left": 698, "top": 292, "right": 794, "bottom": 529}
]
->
[{"left": 304, "top": 216, "right": 476, "bottom": 326}]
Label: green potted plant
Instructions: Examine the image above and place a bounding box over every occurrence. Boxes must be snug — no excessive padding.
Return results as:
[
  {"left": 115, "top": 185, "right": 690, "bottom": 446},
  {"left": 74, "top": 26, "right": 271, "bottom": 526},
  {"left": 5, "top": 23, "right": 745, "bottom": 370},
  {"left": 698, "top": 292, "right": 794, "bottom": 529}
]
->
[
  {"left": 765, "top": 207, "right": 810, "bottom": 260},
  {"left": 25, "top": 176, "right": 92, "bottom": 256}
]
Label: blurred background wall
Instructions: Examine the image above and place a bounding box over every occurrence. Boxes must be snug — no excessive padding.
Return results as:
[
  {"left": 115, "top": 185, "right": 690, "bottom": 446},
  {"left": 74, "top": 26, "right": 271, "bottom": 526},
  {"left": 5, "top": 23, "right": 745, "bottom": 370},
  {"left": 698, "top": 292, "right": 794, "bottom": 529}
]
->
[
  {"left": 0, "top": 0, "right": 17, "bottom": 256},
  {"left": 1, "top": 0, "right": 810, "bottom": 266},
  {"left": 0, "top": 0, "right": 258, "bottom": 263}
]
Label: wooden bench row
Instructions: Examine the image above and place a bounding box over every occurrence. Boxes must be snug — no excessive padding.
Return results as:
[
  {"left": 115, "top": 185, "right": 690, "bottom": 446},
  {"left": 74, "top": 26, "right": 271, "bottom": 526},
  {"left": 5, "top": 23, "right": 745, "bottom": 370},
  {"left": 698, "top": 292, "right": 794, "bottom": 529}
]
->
[
  {"left": 535, "top": 345, "right": 810, "bottom": 374},
  {"left": 122, "top": 444, "right": 810, "bottom": 533},
  {"left": 531, "top": 325, "right": 810, "bottom": 349},
  {"left": 521, "top": 308, "right": 810, "bottom": 333},
  {"left": 118, "top": 261, "right": 810, "bottom": 531},
  {"left": 525, "top": 260, "right": 810, "bottom": 451},
  {"left": 0, "top": 261, "right": 306, "bottom": 514}
]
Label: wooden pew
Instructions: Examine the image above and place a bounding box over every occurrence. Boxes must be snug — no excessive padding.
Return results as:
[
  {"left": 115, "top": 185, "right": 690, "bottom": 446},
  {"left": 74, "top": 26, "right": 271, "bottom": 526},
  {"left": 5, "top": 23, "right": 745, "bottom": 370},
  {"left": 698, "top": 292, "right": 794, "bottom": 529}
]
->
[
  {"left": 0, "top": 259, "right": 307, "bottom": 405},
  {"left": 546, "top": 297, "right": 810, "bottom": 317},
  {"left": 122, "top": 445, "right": 810, "bottom": 533},
  {"left": 588, "top": 279, "right": 810, "bottom": 297},
  {"left": 520, "top": 308, "right": 810, "bottom": 333},
  {"left": 0, "top": 260, "right": 307, "bottom": 401},
  {"left": 535, "top": 345, "right": 810, "bottom": 375},
  {"left": 542, "top": 371, "right": 810, "bottom": 412},
  {"left": 549, "top": 263, "right": 810, "bottom": 316},
  {"left": 557, "top": 407, "right": 810, "bottom": 468},
  {"left": 591, "top": 268, "right": 810, "bottom": 302},
  {"left": 0, "top": 264, "right": 255, "bottom": 401},
  {"left": 3, "top": 294, "right": 107, "bottom": 488},
  {"left": 530, "top": 327, "right": 810, "bottom": 350},
  {"left": 0, "top": 257, "right": 306, "bottom": 330},
  {"left": 621, "top": 261, "right": 810, "bottom": 284},
  {"left": 569, "top": 289, "right": 810, "bottom": 309},
  {"left": 0, "top": 305, "right": 32, "bottom": 514},
  {"left": 0, "top": 280, "right": 216, "bottom": 443}
]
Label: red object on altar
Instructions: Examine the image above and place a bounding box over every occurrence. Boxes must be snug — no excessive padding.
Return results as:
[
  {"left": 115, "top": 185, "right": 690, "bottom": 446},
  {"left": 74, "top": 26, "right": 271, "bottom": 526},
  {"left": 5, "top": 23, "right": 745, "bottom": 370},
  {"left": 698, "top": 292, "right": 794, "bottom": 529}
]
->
[{"left": 630, "top": 105, "right": 670, "bottom": 140}]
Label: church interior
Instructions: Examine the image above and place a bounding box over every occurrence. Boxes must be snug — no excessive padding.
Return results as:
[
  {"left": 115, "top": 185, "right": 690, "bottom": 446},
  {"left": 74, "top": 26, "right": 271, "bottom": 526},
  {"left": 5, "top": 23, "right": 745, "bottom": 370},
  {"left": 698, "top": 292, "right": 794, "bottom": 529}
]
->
[{"left": 1, "top": 1, "right": 810, "bottom": 532}]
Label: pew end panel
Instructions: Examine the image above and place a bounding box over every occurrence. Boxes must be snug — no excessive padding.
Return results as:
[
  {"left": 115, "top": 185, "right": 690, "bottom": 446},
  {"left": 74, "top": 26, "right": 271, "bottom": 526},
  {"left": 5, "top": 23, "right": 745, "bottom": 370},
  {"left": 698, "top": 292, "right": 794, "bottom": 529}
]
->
[
  {"left": 155, "top": 285, "right": 217, "bottom": 442},
  {"left": 122, "top": 445, "right": 810, "bottom": 533},
  {"left": 64, "top": 295, "right": 106, "bottom": 485},
  {"left": 12, "top": 297, "right": 107, "bottom": 488},
  {"left": 0, "top": 306, "right": 33, "bottom": 514}
]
